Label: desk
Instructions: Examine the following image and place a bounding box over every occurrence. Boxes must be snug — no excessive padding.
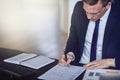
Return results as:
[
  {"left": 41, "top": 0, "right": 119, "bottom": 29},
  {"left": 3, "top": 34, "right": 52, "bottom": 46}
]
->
[{"left": 0, "top": 48, "right": 84, "bottom": 80}]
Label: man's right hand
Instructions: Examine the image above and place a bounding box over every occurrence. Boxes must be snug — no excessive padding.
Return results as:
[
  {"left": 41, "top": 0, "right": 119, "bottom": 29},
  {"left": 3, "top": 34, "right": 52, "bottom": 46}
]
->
[{"left": 58, "top": 53, "right": 73, "bottom": 66}]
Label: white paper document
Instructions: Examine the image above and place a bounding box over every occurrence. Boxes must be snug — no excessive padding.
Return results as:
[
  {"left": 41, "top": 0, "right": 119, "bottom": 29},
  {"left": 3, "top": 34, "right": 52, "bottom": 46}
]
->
[
  {"left": 21, "top": 55, "right": 55, "bottom": 69},
  {"left": 38, "top": 65, "right": 85, "bottom": 80},
  {"left": 83, "top": 69, "right": 120, "bottom": 80},
  {"left": 4, "top": 53, "right": 37, "bottom": 64}
]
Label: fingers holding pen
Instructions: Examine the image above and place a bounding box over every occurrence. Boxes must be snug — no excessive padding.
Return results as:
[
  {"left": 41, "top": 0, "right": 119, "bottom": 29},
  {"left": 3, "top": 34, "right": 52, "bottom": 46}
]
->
[
  {"left": 59, "top": 54, "right": 67, "bottom": 66},
  {"left": 66, "top": 54, "right": 73, "bottom": 65},
  {"left": 59, "top": 53, "right": 73, "bottom": 66}
]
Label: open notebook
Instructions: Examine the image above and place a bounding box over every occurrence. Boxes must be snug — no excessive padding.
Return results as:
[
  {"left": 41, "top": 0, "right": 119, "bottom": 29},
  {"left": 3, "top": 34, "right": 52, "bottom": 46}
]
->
[{"left": 4, "top": 53, "right": 55, "bottom": 69}]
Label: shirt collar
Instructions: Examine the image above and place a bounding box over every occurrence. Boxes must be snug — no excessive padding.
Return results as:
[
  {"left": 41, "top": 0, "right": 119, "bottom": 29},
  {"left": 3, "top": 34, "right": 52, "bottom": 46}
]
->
[{"left": 100, "top": 6, "right": 111, "bottom": 22}]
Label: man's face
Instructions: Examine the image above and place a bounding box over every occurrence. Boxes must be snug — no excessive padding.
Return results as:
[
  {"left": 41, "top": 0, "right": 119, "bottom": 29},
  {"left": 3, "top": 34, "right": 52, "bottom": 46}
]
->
[{"left": 83, "top": 1, "right": 108, "bottom": 21}]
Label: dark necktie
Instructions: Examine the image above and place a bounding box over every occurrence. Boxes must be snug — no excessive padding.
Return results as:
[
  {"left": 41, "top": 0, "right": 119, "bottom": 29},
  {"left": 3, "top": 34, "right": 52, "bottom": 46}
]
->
[{"left": 90, "top": 19, "right": 100, "bottom": 62}]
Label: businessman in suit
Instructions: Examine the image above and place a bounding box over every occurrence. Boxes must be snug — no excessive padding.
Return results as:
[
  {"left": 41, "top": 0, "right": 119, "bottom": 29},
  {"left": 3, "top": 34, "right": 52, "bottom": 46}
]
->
[{"left": 59, "top": 0, "right": 120, "bottom": 70}]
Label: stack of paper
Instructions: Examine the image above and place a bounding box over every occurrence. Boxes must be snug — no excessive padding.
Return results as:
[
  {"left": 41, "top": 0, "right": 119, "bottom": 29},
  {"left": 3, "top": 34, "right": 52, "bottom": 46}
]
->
[
  {"left": 4, "top": 53, "right": 55, "bottom": 69},
  {"left": 38, "top": 65, "right": 85, "bottom": 80}
]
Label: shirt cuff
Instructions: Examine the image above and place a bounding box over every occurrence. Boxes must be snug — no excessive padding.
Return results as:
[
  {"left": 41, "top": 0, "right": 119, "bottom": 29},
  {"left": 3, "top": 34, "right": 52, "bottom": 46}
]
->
[{"left": 67, "top": 52, "right": 75, "bottom": 61}]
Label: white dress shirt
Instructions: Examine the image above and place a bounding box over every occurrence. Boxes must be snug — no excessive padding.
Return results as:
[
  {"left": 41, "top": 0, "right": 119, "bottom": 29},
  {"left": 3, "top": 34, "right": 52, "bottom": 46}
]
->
[{"left": 79, "top": 6, "right": 111, "bottom": 64}]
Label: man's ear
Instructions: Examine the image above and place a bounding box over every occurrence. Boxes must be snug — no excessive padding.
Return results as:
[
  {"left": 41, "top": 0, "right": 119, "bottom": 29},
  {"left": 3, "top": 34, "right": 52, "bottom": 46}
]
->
[{"left": 106, "top": 2, "right": 112, "bottom": 9}]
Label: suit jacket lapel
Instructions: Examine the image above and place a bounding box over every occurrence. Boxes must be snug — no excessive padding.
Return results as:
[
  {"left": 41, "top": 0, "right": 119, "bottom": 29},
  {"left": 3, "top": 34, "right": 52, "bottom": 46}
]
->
[
  {"left": 75, "top": 2, "right": 89, "bottom": 55},
  {"left": 79, "top": 18, "right": 89, "bottom": 55}
]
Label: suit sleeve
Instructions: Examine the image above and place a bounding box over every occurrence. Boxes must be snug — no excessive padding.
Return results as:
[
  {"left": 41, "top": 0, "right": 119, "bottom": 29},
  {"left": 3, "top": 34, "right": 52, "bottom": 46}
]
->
[{"left": 64, "top": 2, "right": 83, "bottom": 64}]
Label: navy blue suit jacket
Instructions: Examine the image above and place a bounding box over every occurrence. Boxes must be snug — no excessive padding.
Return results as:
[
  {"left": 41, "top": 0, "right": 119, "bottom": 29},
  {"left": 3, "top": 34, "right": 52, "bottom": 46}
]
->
[{"left": 65, "top": 1, "right": 120, "bottom": 69}]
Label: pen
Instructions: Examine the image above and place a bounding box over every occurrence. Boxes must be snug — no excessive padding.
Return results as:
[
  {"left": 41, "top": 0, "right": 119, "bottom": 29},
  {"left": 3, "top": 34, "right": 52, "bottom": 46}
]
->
[
  {"left": 65, "top": 54, "right": 67, "bottom": 62},
  {"left": 64, "top": 55, "right": 72, "bottom": 72},
  {"left": 65, "top": 55, "right": 70, "bottom": 67}
]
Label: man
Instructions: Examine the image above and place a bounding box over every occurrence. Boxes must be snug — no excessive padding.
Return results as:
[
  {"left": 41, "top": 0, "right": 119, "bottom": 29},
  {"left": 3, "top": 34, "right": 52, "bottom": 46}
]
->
[{"left": 59, "top": 0, "right": 120, "bottom": 70}]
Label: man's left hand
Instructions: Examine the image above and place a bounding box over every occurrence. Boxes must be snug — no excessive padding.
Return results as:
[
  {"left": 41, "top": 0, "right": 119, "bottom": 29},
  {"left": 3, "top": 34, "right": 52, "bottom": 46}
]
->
[{"left": 83, "top": 59, "right": 115, "bottom": 69}]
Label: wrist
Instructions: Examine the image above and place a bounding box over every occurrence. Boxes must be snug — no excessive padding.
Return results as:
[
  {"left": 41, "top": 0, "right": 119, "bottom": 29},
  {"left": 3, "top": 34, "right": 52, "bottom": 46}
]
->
[{"left": 107, "top": 58, "right": 115, "bottom": 67}]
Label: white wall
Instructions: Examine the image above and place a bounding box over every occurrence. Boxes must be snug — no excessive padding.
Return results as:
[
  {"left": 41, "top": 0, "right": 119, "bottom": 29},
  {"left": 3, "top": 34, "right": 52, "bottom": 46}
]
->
[
  {"left": 0, "top": 0, "right": 62, "bottom": 59},
  {"left": 68, "top": 0, "right": 81, "bottom": 32}
]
